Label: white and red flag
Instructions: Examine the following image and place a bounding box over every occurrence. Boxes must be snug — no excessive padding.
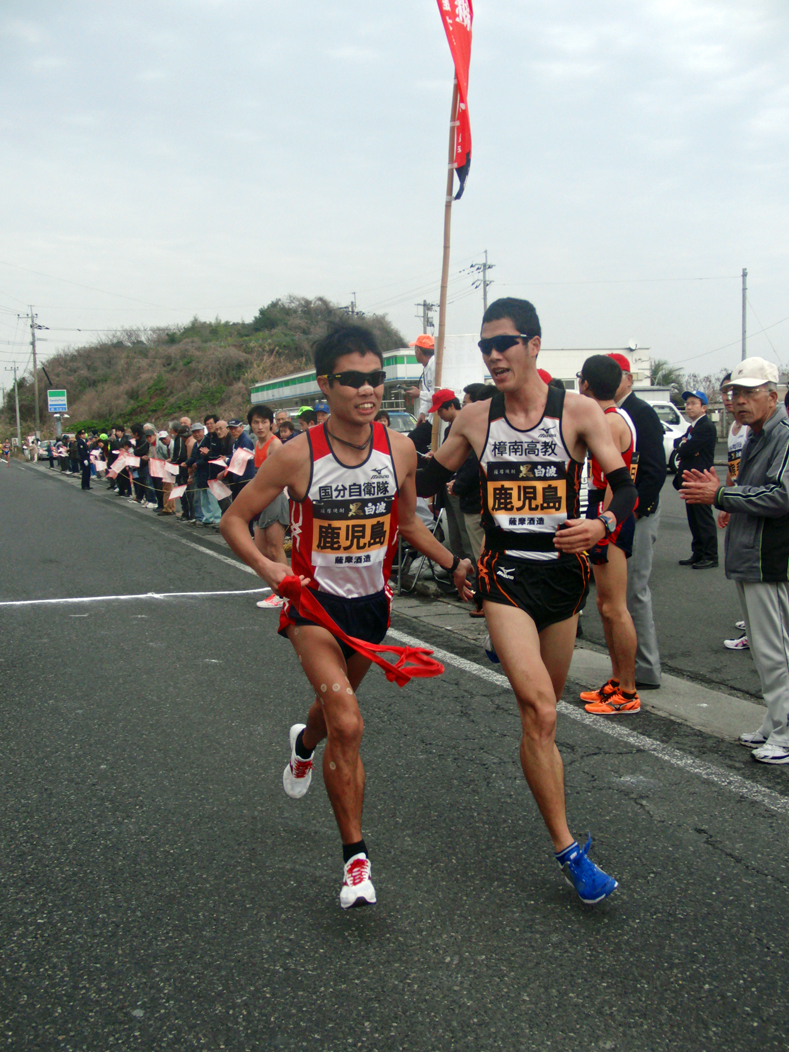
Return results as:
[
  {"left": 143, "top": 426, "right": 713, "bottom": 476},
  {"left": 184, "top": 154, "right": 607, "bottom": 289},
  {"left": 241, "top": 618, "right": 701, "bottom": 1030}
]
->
[{"left": 436, "top": 0, "right": 473, "bottom": 199}]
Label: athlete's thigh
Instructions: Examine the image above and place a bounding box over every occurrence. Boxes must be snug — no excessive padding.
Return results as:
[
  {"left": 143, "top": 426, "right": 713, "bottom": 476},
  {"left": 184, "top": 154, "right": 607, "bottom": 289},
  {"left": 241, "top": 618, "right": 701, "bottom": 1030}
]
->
[
  {"left": 345, "top": 651, "right": 373, "bottom": 693},
  {"left": 483, "top": 600, "right": 555, "bottom": 704},
  {"left": 286, "top": 624, "right": 352, "bottom": 702},
  {"left": 538, "top": 616, "right": 578, "bottom": 700}
]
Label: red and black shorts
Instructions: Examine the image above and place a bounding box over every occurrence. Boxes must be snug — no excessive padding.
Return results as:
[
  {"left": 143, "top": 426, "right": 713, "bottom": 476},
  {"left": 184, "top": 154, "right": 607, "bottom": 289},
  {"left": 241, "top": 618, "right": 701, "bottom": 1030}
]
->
[
  {"left": 476, "top": 549, "right": 590, "bottom": 634},
  {"left": 278, "top": 587, "right": 391, "bottom": 662}
]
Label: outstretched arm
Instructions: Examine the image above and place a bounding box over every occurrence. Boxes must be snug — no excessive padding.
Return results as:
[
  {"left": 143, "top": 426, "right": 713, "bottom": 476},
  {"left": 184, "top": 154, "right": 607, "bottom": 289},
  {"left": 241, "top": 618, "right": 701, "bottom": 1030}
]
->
[
  {"left": 415, "top": 401, "right": 482, "bottom": 494},
  {"left": 555, "top": 398, "right": 637, "bottom": 554},
  {"left": 395, "top": 436, "right": 474, "bottom": 600}
]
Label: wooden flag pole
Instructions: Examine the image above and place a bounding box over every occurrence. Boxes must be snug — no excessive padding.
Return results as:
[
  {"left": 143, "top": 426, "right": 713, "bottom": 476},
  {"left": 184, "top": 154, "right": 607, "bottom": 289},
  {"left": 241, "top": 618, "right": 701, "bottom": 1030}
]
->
[{"left": 431, "top": 78, "right": 459, "bottom": 451}]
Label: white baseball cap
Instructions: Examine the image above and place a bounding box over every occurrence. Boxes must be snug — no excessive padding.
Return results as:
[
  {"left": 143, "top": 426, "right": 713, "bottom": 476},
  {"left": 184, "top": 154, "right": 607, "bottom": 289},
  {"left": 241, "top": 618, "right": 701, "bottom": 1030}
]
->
[{"left": 721, "top": 357, "right": 779, "bottom": 389}]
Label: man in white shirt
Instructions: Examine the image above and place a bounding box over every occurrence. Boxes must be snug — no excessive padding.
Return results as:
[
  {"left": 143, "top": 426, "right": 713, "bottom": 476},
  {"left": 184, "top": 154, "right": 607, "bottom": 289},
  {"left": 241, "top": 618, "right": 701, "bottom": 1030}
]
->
[{"left": 405, "top": 334, "right": 436, "bottom": 423}]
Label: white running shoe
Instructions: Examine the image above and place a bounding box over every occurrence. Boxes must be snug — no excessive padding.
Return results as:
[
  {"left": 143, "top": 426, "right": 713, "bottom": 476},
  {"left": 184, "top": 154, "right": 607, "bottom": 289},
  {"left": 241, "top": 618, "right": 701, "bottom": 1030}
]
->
[
  {"left": 724, "top": 635, "right": 750, "bottom": 650},
  {"left": 735, "top": 620, "right": 746, "bottom": 631},
  {"left": 257, "top": 594, "right": 286, "bottom": 609},
  {"left": 339, "top": 854, "right": 376, "bottom": 909},
  {"left": 739, "top": 730, "right": 768, "bottom": 749},
  {"left": 282, "top": 724, "right": 313, "bottom": 799},
  {"left": 752, "top": 742, "right": 789, "bottom": 765}
]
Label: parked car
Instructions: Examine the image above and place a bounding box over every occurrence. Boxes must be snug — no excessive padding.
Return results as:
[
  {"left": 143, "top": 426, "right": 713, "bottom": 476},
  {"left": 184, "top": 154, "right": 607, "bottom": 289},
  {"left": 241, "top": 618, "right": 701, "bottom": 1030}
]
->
[
  {"left": 385, "top": 411, "right": 418, "bottom": 434},
  {"left": 648, "top": 400, "right": 688, "bottom": 471}
]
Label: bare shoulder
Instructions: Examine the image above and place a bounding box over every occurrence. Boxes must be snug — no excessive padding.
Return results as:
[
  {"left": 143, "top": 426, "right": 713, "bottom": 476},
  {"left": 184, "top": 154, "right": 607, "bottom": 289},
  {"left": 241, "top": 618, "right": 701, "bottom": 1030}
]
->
[
  {"left": 388, "top": 428, "right": 418, "bottom": 468},
  {"left": 455, "top": 399, "right": 490, "bottom": 442},
  {"left": 268, "top": 431, "right": 310, "bottom": 472},
  {"left": 562, "top": 390, "right": 604, "bottom": 430}
]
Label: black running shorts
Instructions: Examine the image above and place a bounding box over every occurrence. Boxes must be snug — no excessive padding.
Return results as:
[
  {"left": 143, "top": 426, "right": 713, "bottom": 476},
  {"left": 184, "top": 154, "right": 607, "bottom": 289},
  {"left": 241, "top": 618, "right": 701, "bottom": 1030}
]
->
[
  {"left": 476, "top": 550, "right": 590, "bottom": 633},
  {"left": 278, "top": 587, "right": 391, "bottom": 661}
]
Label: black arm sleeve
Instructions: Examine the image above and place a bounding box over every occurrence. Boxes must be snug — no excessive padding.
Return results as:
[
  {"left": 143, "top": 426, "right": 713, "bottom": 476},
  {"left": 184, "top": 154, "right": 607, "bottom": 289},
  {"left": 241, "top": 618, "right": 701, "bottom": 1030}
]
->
[
  {"left": 605, "top": 467, "right": 638, "bottom": 524},
  {"left": 415, "top": 456, "right": 454, "bottom": 497}
]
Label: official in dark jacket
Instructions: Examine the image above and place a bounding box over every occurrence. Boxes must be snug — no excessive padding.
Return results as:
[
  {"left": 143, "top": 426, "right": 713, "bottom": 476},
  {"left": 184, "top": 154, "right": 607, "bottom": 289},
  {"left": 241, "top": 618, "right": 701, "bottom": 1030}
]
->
[
  {"left": 76, "top": 429, "right": 91, "bottom": 490},
  {"left": 674, "top": 389, "right": 718, "bottom": 567}
]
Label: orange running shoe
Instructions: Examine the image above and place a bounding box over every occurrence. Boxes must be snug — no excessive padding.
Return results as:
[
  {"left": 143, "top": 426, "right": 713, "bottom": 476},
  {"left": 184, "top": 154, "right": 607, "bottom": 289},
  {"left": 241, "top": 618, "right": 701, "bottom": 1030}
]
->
[
  {"left": 584, "top": 689, "right": 641, "bottom": 715},
  {"left": 579, "top": 678, "right": 618, "bottom": 703}
]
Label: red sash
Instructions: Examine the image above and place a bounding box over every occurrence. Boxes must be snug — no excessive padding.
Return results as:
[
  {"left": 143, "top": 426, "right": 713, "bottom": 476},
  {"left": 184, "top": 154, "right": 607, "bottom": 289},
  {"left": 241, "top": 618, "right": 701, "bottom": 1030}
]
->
[{"left": 278, "top": 576, "right": 444, "bottom": 687}]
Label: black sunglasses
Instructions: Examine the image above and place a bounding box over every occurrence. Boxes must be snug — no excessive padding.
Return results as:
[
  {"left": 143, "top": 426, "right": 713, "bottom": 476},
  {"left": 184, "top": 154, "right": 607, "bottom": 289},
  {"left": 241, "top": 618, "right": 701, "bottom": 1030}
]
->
[
  {"left": 319, "top": 369, "right": 387, "bottom": 389},
  {"left": 478, "top": 334, "right": 534, "bottom": 356}
]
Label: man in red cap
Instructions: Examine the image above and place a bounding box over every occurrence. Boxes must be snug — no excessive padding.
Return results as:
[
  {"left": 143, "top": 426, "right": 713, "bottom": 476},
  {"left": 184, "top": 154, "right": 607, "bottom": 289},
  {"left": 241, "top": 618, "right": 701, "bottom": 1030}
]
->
[{"left": 406, "top": 334, "right": 436, "bottom": 423}]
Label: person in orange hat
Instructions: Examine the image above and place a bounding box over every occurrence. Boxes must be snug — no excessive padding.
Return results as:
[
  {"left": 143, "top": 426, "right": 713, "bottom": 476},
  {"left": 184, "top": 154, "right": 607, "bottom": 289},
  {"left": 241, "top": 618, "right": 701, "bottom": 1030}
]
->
[{"left": 406, "top": 334, "right": 436, "bottom": 423}]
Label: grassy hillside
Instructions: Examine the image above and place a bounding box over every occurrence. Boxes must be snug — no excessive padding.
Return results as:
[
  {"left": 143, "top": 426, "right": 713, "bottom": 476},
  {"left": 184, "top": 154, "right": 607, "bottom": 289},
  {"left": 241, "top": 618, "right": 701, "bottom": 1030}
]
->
[{"left": 3, "top": 297, "right": 406, "bottom": 437}]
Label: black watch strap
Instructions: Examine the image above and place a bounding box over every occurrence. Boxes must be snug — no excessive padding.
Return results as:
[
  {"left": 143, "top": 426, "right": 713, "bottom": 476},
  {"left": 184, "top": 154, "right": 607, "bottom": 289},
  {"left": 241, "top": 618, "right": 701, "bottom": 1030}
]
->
[{"left": 450, "top": 554, "right": 461, "bottom": 574}]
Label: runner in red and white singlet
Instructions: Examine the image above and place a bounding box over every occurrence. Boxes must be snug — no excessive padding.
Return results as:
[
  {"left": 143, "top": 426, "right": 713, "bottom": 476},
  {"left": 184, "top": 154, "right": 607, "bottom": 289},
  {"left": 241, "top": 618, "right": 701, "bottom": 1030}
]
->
[
  {"left": 577, "top": 354, "right": 641, "bottom": 715},
  {"left": 221, "top": 323, "right": 474, "bottom": 909}
]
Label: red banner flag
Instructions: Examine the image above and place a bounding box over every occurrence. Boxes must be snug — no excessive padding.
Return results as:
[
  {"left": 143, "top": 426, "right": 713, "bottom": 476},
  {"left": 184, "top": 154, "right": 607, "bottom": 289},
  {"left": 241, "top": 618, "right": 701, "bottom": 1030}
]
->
[{"left": 436, "top": 0, "right": 473, "bottom": 199}]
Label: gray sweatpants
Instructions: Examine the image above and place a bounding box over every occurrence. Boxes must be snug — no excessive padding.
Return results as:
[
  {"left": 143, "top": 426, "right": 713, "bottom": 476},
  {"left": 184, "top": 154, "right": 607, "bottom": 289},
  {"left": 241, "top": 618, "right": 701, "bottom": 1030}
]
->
[
  {"left": 626, "top": 510, "right": 662, "bottom": 686},
  {"left": 737, "top": 580, "right": 789, "bottom": 746}
]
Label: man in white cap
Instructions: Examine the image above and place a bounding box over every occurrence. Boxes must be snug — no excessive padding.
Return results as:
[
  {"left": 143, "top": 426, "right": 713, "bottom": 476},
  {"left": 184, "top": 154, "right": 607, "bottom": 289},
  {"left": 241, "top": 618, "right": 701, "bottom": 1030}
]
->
[
  {"left": 405, "top": 334, "right": 436, "bottom": 423},
  {"left": 680, "top": 357, "right": 789, "bottom": 764}
]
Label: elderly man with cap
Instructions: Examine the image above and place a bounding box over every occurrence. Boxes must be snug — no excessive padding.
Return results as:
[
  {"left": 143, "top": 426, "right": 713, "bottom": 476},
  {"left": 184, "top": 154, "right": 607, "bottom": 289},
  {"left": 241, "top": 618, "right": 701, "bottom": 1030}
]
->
[
  {"left": 186, "top": 421, "right": 213, "bottom": 525},
  {"left": 681, "top": 358, "right": 789, "bottom": 764},
  {"left": 673, "top": 388, "right": 718, "bottom": 569},
  {"left": 405, "top": 334, "right": 436, "bottom": 423},
  {"left": 610, "top": 353, "right": 668, "bottom": 689}
]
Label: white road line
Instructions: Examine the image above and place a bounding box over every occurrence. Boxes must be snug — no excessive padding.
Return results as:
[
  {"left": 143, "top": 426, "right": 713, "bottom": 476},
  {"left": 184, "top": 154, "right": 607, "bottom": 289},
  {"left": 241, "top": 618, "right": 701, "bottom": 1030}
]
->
[
  {"left": 0, "top": 587, "right": 270, "bottom": 608},
  {"left": 388, "top": 628, "right": 789, "bottom": 817}
]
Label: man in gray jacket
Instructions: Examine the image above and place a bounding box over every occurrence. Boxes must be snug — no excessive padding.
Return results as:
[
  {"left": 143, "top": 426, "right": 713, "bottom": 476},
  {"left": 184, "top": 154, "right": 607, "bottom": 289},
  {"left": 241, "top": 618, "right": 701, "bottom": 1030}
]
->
[{"left": 680, "top": 357, "right": 789, "bottom": 764}]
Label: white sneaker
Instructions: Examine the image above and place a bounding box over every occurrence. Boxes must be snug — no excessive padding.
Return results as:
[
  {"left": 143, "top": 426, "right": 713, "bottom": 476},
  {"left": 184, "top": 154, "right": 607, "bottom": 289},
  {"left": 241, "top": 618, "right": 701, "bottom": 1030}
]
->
[
  {"left": 724, "top": 635, "right": 750, "bottom": 650},
  {"left": 735, "top": 620, "right": 746, "bottom": 631},
  {"left": 739, "top": 730, "right": 768, "bottom": 749},
  {"left": 256, "top": 594, "right": 286, "bottom": 609},
  {"left": 752, "top": 742, "right": 789, "bottom": 765},
  {"left": 282, "top": 724, "right": 313, "bottom": 799},
  {"left": 339, "top": 854, "right": 376, "bottom": 909}
]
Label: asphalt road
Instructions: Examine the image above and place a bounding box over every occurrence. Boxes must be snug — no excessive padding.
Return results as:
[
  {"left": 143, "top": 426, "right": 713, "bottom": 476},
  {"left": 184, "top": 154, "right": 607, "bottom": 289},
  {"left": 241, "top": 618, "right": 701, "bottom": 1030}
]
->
[{"left": 2, "top": 461, "right": 789, "bottom": 1052}]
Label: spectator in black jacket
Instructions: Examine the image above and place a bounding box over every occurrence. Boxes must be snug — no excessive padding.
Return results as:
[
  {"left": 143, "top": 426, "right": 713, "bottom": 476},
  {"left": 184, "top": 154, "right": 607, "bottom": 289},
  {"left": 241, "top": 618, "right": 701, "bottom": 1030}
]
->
[
  {"left": 674, "top": 389, "right": 718, "bottom": 569},
  {"left": 76, "top": 429, "right": 91, "bottom": 490},
  {"left": 610, "top": 354, "right": 668, "bottom": 689}
]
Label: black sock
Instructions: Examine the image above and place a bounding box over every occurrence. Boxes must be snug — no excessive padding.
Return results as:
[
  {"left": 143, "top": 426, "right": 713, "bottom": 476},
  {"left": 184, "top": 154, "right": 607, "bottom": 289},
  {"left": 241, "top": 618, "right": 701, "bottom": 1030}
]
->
[
  {"left": 294, "top": 730, "right": 313, "bottom": 760},
  {"left": 343, "top": 840, "right": 368, "bottom": 864},
  {"left": 621, "top": 689, "right": 638, "bottom": 700}
]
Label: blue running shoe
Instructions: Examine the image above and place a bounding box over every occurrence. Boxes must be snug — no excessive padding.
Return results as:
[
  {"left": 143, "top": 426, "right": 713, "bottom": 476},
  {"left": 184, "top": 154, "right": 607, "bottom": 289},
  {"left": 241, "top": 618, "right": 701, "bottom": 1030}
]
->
[
  {"left": 484, "top": 634, "right": 500, "bottom": 664},
  {"left": 558, "top": 836, "right": 618, "bottom": 904}
]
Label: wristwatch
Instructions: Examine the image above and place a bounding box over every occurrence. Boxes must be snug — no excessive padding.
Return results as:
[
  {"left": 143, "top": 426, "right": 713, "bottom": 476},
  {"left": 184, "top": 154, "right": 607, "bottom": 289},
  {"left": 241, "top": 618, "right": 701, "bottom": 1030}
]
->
[{"left": 598, "top": 513, "right": 616, "bottom": 537}]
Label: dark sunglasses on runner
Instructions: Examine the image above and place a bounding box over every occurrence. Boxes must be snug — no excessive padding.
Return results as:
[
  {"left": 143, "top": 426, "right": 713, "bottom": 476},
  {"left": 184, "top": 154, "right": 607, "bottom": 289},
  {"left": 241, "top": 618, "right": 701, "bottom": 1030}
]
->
[
  {"left": 319, "top": 369, "right": 387, "bottom": 389},
  {"left": 478, "top": 334, "right": 535, "bottom": 356}
]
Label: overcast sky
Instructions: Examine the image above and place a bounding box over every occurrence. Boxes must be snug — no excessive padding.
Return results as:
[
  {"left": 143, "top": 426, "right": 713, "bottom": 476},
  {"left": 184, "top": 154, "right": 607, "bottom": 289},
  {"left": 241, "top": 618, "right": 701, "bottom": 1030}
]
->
[{"left": 1, "top": 0, "right": 787, "bottom": 390}]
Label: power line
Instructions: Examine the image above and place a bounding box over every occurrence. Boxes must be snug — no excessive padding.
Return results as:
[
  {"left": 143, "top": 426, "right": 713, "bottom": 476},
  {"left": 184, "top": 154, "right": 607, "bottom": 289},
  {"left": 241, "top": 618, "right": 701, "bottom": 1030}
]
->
[{"left": 673, "top": 313, "right": 789, "bottom": 367}]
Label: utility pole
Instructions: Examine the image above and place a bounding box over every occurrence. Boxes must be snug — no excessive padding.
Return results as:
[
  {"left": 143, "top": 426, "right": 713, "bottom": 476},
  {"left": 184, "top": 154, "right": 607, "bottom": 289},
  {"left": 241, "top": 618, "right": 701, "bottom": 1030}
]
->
[
  {"left": 344, "top": 292, "right": 364, "bottom": 317},
  {"left": 13, "top": 363, "right": 21, "bottom": 447},
  {"left": 30, "top": 306, "right": 41, "bottom": 437},
  {"left": 470, "top": 250, "right": 495, "bottom": 313},
  {"left": 741, "top": 268, "right": 747, "bottom": 361},
  {"left": 414, "top": 300, "right": 437, "bottom": 333}
]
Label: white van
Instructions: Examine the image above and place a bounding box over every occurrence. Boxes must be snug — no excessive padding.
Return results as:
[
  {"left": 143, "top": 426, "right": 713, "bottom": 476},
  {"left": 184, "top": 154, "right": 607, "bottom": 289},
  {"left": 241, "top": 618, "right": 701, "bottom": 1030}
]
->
[{"left": 648, "top": 400, "right": 688, "bottom": 470}]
